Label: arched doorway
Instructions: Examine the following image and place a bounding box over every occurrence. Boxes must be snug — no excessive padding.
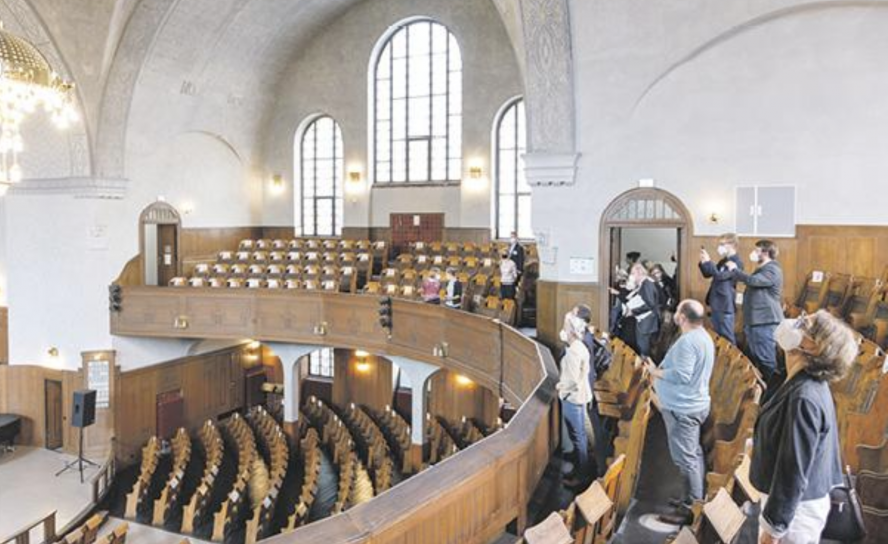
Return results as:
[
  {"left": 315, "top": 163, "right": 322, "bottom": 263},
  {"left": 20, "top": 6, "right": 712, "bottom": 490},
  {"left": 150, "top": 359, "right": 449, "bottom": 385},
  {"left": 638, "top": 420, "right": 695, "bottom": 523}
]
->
[
  {"left": 139, "top": 201, "right": 181, "bottom": 286},
  {"left": 598, "top": 188, "right": 694, "bottom": 327}
]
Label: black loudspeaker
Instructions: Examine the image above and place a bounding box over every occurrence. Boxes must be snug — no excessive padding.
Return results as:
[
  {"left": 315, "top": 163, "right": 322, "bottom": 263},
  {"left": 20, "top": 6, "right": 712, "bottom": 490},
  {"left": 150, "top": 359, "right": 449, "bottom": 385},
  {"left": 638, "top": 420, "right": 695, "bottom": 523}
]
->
[{"left": 72, "top": 390, "right": 97, "bottom": 429}]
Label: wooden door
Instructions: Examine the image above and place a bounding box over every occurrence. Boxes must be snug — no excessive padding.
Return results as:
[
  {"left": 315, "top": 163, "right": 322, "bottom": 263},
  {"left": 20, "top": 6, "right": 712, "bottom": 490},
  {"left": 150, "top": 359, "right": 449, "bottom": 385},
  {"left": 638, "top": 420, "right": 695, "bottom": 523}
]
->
[
  {"left": 156, "top": 390, "right": 184, "bottom": 440},
  {"left": 44, "top": 379, "right": 63, "bottom": 450},
  {"left": 157, "top": 224, "right": 179, "bottom": 286},
  {"left": 390, "top": 213, "right": 444, "bottom": 255}
]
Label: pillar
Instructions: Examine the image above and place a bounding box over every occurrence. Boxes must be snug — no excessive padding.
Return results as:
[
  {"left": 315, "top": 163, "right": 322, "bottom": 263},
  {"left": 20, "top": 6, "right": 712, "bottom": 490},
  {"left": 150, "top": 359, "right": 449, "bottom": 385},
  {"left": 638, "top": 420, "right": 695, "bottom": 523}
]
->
[
  {"left": 388, "top": 356, "right": 440, "bottom": 471},
  {"left": 265, "top": 342, "right": 322, "bottom": 441}
]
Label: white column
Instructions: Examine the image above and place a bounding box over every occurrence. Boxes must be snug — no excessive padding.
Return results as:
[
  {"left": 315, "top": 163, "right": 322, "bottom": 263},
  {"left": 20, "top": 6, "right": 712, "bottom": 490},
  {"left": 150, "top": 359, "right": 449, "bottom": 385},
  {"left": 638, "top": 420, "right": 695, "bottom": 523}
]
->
[
  {"left": 265, "top": 342, "right": 323, "bottom": 423},
  {"left": 388, "top": 356, "right": 440, "bottom": 445}
]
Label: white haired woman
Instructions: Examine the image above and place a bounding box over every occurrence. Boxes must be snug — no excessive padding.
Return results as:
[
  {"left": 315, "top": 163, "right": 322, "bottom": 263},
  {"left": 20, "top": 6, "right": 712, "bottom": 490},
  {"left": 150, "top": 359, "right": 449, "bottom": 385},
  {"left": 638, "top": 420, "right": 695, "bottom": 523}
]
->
[
  {"left": 751, "top": 310, "right": 855, "bottom": 543},
  {"left": 556, "top": 311, "right": 593, "bottom": 488}
]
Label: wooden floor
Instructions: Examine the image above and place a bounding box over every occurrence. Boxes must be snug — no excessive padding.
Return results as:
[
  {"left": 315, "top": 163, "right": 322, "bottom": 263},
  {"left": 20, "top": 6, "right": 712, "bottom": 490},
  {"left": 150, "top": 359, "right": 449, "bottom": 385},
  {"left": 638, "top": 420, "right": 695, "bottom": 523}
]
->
[{"left": 0, "top": 446, "right": 98, "bottom": 542}]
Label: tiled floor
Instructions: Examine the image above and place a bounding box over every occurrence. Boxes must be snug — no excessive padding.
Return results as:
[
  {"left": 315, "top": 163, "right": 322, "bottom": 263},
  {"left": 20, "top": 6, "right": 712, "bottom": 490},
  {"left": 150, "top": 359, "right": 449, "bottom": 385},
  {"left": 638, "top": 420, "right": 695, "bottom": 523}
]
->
[
  {"left": 97, "top": 518, "right": 213, "bottom": 544},
  {"left": 0, "top": 447, "right": 97, "bottom": 541}
]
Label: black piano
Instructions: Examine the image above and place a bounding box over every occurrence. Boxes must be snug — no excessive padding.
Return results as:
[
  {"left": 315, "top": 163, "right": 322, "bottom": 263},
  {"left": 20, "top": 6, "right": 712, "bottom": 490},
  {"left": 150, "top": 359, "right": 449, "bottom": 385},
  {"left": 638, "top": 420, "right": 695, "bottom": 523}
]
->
[{"left": 0, "top": 414, "right": 21, "bottom": 453}]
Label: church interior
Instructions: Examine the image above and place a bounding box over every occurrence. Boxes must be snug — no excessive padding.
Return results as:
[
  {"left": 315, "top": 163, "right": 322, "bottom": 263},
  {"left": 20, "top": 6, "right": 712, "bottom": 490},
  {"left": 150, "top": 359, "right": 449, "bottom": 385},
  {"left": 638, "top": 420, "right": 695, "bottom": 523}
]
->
[{"left": 1, "top": 1, "right": 888, "bottom": 544}]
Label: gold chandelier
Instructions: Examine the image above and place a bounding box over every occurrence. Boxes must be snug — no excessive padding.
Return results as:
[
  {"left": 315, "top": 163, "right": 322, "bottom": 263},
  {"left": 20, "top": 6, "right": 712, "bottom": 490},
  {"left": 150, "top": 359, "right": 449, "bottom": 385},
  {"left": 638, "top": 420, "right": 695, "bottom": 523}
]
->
[{"left": 0, "top": 22, "right": 77, "bottom": 195}]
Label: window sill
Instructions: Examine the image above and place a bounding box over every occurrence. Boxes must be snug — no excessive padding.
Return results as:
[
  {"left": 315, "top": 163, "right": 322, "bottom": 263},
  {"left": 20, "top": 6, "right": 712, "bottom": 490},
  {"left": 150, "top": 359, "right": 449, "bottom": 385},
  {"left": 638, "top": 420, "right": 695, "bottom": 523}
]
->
[{"left": 372, "top": 181, "right": 462, "bottom": 189}]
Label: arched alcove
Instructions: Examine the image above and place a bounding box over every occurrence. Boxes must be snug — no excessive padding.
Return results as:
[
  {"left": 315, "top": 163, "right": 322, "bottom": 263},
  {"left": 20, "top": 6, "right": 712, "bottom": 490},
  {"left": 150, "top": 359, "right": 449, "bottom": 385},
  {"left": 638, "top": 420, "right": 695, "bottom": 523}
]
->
[{"left": 598, "top": 187, "right": 694, "bottom": 326}]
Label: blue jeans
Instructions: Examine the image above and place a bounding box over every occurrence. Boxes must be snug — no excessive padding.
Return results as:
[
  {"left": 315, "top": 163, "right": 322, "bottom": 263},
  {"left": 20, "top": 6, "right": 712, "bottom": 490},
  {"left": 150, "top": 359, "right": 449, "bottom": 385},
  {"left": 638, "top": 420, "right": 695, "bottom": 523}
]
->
[
  {"left": 710, "top": 312, "right": 736, "bottom": 344},
  {"left": 562, "top": 399, "right": 588, "bottom": 477},
  {"left": 662, "top": 408, "right": 709, "bottom": 504},
  {"left": 745, "top": 323, "right": 778, "bottom": 379}
]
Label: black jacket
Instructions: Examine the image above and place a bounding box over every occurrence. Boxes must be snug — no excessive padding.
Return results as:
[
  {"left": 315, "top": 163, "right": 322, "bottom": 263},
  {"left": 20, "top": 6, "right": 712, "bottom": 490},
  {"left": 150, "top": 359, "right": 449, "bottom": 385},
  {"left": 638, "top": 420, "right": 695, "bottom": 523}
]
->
[
  {"left": 628, "top": 279, "right": 661, "bottom": 335},
  {"left": 750, "top": 371, "right": 843, "bottom": 534},
  {"left": 444, "top": 280, "right": 463, "bottom": 308},
  {"left": 699, "top": 254, "right": 744, "bottom": 314},
  {"left": 507, "top": 242, "right": 525, "bottom": 273},
  {"left": 736, "top": 260, "right": 784, "bottom": 326}
]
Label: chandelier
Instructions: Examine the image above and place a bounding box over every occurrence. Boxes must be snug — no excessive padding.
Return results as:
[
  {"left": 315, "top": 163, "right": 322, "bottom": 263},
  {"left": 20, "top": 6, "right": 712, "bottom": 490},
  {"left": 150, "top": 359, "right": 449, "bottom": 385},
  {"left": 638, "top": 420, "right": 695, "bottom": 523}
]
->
[{"left": 0, "top": 22, "right": 77, "bottom": 195}]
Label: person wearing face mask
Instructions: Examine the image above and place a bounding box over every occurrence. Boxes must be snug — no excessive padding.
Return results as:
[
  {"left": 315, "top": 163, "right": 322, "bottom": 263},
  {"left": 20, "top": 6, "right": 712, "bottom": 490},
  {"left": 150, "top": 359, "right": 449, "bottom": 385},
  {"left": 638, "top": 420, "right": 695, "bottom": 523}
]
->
[
  {"left": 699, "top": 233, "right": 744, "bottom": 343},
  {"left": 643, "top": 300, "right": 715, "bottom": 526},
  {"left": 507, "top": 231, "right": 525, "bottom": 277},
  {"left": 622, "top": 263, "right": 661, "bottom": 357},
  {"left": 556, "top": 309, "right": 593, "bottom": 488},
  {"left": 726, "top": 240, "right": 783, "bottom": 385},
  {"left": 750, "top": 311, "right": 853, "bottom": 544}
]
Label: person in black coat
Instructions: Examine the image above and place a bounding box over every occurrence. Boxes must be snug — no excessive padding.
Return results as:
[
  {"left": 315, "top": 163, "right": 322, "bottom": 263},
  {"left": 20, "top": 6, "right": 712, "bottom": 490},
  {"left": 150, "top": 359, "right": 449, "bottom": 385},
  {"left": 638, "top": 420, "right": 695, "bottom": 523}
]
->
[
  {"left": 727, "top": 240, "right": 783, "bottom": 385},
  {"left": 699, "top": 233, "right": 744, "bottom": 343},
  {"left": 750, "top": 311, "right": 854, "bottom": 544},
  {"left": 442, "top": 267, "right": 463, "bottom": 309},
  {"left": 621, "top": 263, "right": 661, "bottom": 357},
  {"left": 507, "top": 231, "right": 525, "bottom": 276}
]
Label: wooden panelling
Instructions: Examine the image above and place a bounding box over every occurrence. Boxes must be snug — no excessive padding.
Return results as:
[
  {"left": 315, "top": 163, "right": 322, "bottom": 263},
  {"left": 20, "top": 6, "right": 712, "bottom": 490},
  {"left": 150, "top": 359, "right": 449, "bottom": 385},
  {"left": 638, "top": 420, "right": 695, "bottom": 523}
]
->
[
  {"left": 115, "top": 345, "right": 252, "bottom": 463},
  {"left": 332, "top": 351, "right": 393, "bottom": 413},
  {"left": 179, "top": 227, "right": 262, "bottom": 261},
  {"left": 0, "top": 365, "right": 78, "bottom": 450},
  {"left": 0, "top": 307, "right": 7, "bottom": 364},
  {"left": 536, "top": 280, "right": 598, "bottom": 350},
  {"left": 429, "top": 370, "right": 499, "bottom": 428}
]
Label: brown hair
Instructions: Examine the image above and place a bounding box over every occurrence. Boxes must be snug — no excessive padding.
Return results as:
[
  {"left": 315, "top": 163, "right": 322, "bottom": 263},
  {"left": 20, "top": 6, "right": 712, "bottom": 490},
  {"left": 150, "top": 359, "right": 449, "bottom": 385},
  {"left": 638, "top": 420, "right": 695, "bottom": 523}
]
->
[
  {"left": 755, "top": 239, "right": 779, "bottom": 259},
  {"left": 802, "top": 310, "right": 857, "bottom": 382},
  {"left": 719, "top": 233, "right": 739, "bottom": 247}
]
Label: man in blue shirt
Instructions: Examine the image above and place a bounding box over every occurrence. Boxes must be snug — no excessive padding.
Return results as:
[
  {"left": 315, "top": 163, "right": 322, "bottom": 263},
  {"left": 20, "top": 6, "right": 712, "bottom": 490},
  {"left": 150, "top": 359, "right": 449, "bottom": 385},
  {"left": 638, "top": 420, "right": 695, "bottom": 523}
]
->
[{"left": 643, "top": 299, "right": 715, "bottom": 526}]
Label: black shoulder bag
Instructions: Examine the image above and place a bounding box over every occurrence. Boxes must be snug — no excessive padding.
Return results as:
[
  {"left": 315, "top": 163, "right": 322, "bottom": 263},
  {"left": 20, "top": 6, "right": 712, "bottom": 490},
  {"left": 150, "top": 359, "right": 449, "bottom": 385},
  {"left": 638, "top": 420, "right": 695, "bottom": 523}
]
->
[{"left": 821, "top": 466, "right": 867, "bottom": 542}]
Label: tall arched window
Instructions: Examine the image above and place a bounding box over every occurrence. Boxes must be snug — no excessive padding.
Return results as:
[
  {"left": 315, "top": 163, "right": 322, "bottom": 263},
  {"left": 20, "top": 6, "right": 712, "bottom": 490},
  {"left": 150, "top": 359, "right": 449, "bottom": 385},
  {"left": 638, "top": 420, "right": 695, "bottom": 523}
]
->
[
  {"left": 373, "top": 18, "right": 462, "bottom": 184},
  {"left": 299, "top": 116, "right": 343, "bottom": 236},
  {"left": 494, "top": 98, "right": 530, "bottom": 239}
]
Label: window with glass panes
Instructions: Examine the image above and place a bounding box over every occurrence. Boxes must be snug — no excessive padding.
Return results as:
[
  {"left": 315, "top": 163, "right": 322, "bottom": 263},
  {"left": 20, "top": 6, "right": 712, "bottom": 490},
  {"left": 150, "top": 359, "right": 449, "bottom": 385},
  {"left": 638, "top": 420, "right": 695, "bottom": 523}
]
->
[
  {"left": 308, "top": 348, "right": 334, "bottom": 378},
  {"left": 300, "top": 116, "right": 344, "bottom": 236},
  {"left": 374, "top": 19, "right": 462, "bottom": 184},
  {"left": 495, "top": 98, "right": 531, "bottom": 239}
]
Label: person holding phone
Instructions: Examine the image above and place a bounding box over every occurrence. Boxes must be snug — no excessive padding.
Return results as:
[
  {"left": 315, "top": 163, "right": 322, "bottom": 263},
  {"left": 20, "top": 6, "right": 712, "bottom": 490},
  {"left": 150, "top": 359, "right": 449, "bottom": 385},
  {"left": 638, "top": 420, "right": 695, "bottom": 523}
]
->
[{"left": 699, "top": 233, "right": 744, "bottom": 343}]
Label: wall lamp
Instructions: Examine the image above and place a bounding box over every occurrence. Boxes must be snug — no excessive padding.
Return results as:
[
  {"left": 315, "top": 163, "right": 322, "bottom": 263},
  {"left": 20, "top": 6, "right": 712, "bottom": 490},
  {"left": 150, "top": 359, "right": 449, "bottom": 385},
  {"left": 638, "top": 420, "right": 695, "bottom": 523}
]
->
[
  {"left": 432, "top": 342, "right": 449, "bottom": 358},
  {"left": 313, "top": 322, "right": 328, "bottom": 336}
]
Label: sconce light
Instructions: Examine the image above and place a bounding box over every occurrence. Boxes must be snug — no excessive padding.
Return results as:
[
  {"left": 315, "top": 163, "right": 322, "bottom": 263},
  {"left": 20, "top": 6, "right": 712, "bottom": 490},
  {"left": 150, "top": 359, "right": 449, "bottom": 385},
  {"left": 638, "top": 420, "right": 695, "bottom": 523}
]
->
[
  {"left": 355, "top": 360, "right": 371, "bottom": 373},
  {"left": 469, "top": 165, "right": 483, "bottom": 179},
  {"left": 270, "top": 174, "right": 285, "bottom": 194},
  {"left": 313, "top": 322, "right": 328, "bottom": 336},
  {"left": 355, "top": 349, "right": 370, "bottom": 358},
  {"left": 181, "top": 202, "right": 194, "bottom": 216},
  {"left": 348, "top": 171, "right": 362, "bottom": 183},
  {"left": 432, "top": 342, "right": 449, "bottom": 358},
  {"left": 455, "top": 374, "right": 473, "bottom": 387},
  {"left": 247, "top": 340, "right": 261, "bottom": 350},
  {"left": 709, "top": 212, "right": 720, "bottom": 224},
  {"left": 47, "top": 347, "right": 59, "bottom": 359}
]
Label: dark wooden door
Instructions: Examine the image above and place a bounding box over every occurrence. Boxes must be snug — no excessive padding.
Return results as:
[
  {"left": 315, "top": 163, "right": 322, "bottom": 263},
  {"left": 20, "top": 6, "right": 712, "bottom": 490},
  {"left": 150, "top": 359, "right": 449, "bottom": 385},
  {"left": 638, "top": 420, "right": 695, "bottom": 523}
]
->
[
  {"left": 157, "top": 224, "right": 178, "bottom": 286},
  {"left": 44, "top": 379, "right": 63, "bottom": 449},
  {"left": 390, "top": 213, "right": 444, "bottom": 255},
  {"left": 156, "top": 390, "right": 184, "bottom": 440}
]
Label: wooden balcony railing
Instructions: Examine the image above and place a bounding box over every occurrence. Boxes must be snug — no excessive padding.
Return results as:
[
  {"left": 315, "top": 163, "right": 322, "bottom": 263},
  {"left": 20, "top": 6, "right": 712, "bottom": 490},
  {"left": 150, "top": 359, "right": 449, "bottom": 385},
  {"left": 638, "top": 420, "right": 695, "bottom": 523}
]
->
[{"left": 110, "top": 287, "right": 559, "bottom": 542}]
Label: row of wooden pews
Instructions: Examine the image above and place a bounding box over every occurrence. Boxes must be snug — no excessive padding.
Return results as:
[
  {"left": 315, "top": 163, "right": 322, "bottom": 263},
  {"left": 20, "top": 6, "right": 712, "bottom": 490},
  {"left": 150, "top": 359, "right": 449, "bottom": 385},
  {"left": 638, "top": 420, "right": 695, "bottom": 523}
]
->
[
  {"left": 152, "top": 428, "right": 193, "bottom": 527},
  {"left": 211, "top": 413, "right": 257, "bottom": 543},
  {"left": 181, "top": 421, "right": 224, "bottom": 535},
  {"left": 341, "top": 404, "right": 397, "bottom": 494},
  {"left": 367, "top": 405, "right": 413, "bottom": 474},
  {"left": 125, "top": 437, "right": 162, "bottom": 520},
  {"left": 426, "top": 413, "right": 459, "bottom": 466},
  {"left": 244, "top": 407, "right": 289, "bottom": 544},
  {"left": 303, "top": 396, "right": 366, "bottom": 514},
  {"left": 282, "top": 425, "right": 322, "bottom": 532}
]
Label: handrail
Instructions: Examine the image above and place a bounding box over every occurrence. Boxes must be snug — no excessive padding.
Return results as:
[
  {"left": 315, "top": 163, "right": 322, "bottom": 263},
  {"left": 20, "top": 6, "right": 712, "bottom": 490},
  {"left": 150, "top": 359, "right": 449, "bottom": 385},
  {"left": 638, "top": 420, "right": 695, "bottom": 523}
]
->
[
  {"left": 0, "top": 511, "right": 56, "bottom": 544},
  {"left": 110, "top": 287, "right": 559, "bottom": 542}
]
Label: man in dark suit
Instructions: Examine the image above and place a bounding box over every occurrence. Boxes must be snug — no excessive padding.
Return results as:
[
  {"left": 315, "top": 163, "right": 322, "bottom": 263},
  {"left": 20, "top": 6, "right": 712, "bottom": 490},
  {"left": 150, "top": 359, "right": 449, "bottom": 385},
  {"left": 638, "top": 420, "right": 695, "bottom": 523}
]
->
[
  {"left": 622, "top": 263, "right": 661, "bottom": 357},
  {"left": 699, "top": 233, "right": 744, "bottom": 343},
  {"left": 726, "top": 240, "right": 783, "bottom": 385},
  {"left": 507, "top": 231, "right": 525, "bottom": 276}
]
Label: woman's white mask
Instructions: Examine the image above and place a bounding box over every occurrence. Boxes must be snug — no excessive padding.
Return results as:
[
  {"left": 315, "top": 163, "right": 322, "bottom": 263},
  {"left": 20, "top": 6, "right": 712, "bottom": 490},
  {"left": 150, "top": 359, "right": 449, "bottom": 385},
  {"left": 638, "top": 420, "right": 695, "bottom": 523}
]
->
[
  {"left": 749, "top": 250, "right": 761, "bottom": 264},
  {"left": 775, "top": 318, "right": 805, "bottom": 352}
]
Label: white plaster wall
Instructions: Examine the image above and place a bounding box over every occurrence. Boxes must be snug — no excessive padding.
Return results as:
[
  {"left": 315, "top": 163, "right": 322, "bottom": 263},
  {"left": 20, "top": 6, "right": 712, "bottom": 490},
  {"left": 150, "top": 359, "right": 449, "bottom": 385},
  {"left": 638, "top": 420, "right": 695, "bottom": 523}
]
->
[
  {"left": 537, "top": 0, "right": 888, "bottom": 283},
  {"left": 259, "top": 0, "right": 523, "bottom": 230}
]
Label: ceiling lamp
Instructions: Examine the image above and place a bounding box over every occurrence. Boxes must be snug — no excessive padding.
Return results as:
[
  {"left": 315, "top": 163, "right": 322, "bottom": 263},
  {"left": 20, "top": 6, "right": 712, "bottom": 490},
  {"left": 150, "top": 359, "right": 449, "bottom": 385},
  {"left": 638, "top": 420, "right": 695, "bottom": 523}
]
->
[{"left": 0, "top": 22, "right": 77, "bottom": 195}]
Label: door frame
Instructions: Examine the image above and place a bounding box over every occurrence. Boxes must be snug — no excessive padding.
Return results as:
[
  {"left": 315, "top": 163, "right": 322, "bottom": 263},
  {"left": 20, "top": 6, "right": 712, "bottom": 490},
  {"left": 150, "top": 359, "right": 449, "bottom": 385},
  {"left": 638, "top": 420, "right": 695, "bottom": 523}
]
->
[
  {"left": 138, "top": 201, "right": 182, "bottom": 285},
  {"left": 598, "top": 187, "right": 694, "bottom": 327},
  {"left": 44, "top": 379, "right": 63, "bottom": 450}
]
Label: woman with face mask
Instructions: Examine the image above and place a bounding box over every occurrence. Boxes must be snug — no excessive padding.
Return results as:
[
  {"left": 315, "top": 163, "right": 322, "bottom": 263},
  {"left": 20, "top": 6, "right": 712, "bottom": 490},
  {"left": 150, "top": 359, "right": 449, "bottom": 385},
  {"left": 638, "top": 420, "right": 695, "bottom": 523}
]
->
[
  {"left": 750, "top": 311, "right": 854, "bottom": 544},
  {"left": 556, "top": 311, "right": 593, "bottom": 488}
]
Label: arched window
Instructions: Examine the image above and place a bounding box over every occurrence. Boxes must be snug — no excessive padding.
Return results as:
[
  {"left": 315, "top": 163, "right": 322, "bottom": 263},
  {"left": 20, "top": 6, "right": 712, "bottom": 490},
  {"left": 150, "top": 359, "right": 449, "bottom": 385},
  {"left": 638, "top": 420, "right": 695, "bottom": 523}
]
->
[
  {"left": 494, "top": 98, "right": 530, "bottom": 239},
  {"left": 373, "top": 18, "right": 462, "bottom": 184},
  {"left": 298, "top": 116, "right": 344, "bottom": 236}
]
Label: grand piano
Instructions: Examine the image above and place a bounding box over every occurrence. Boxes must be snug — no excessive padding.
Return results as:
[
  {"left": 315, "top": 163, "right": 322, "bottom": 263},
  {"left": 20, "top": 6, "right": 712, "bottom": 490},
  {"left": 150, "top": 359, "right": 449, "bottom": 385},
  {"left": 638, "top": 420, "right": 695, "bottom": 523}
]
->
[{"left": 0, "top": 414, "right": 21, "bottom": 453}]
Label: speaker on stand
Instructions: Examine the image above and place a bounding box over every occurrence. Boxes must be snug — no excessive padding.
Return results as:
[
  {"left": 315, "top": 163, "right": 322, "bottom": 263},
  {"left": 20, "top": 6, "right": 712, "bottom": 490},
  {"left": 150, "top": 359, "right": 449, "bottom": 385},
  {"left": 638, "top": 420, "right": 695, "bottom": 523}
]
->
[{"left": 56, "top": 389, "right": 100, "bottom": 483}]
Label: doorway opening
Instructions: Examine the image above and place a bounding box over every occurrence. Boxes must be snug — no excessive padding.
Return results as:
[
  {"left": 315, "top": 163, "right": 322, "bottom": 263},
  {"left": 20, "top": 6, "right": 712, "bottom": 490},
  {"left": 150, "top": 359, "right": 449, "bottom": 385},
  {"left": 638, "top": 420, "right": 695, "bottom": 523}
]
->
[
  {"left": 599, "top": 188, "right": 693, "bottom": 331},
  {"left": 139, "top": 202, "right": 182, "bottom": 286}
]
